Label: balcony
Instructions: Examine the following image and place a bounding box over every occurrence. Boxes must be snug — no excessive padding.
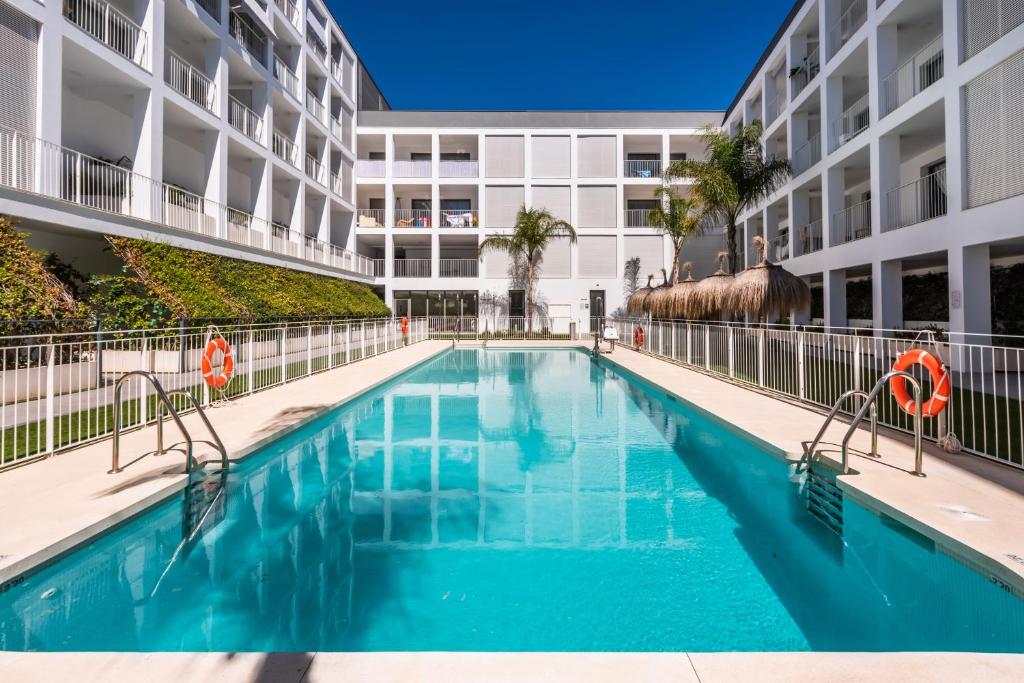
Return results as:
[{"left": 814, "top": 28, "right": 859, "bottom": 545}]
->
[
  {"left": 228, "top": 96, "right": 263, "bottom": 144},
  {"left": 799, "top": 219, "right": 823, "bottom": 254},
  {"left": 881, "top": 35, "right": 944, "bottom": 117},
  {"left": 440, "top": 258, "right": 479, "bottom": 278},
  {"left": 370, "top": 258, "right": 385, "bottom": 276},
  {"left": 225, "top": 207, "right": 267, "bottom": 249},
  {"left": 829, "top": 94, "right": 869, "bottom": 152},
  {"left": 306, "top": 32, "right": 328, "bottom": 63},
  {"left": 828, "top": 0, "right": 867, "bottom": 59},
  {"left": 274, "top": 0, "right": 300, "bottom": 30},
  {"left": 394, "top": 209, "right": 432, "bottom": 228},
  {"left": 272, "top": 130, "right": 298, "bottom": 167},
  {"left": 771, "top": 232, "right": 790, "bottom": 260},
  {"left": 765, "top": 93, "right": 784, "bottom": 125},
  {"left": 884, "top": 169, "right": 947, "bottom": 231},
  {"left": 791, "top": 133, "right": 821, "bottom": 176},
  {"left": 64, "top": 0, "right": 149, "bottom": 70},
  {"left": 305, "top": 90, "right": 325, "bottom": 123},
  {"left": 357, "top": 159, "right": 385, "bottom": 177},
  {"left": 439, "top": 159, "right": 479, "bottom": 178},
  {"left": 229, "top": 11, "right": 266, "bottom": 65},
  {"left": 330, "top": 172, "right": 351, "bottom": 201},
  {"left": 163, "top": 185, "right": 217, "bottom": 237},
  {"left": 394, "top": 259, "right": 432, "bottom": 277},
  {"left": 194, "top": 0, "right": 219, "bottom": 21},
  {"left": 624, "top": 209, "right": 653, "bottom": 227},
  {"left": 305, "top": 153, "right": 324, "bottom": 184},
  {"left": 357, "top": 209, "right": 385, "bottom": 227},
  {"left": 439, "top": 209, "right": 478, "bottom": 228},
  {"left": 166, "top": 51, "right": 216, "bottom": 114},
  {"left": 393, "top": 160, "right": 432, "bottom": 177},
  {"left": 624, "top": 159, "right": 662, "bottom": 178},
  {"left": 831, "top": 198, "right": 871, "bottom": 245},
  {"left": 791, "top": 45, "right": 820, "bottom": 97},
  {"left": 273, "top": 56, "right": 300, "bottom": 100}
]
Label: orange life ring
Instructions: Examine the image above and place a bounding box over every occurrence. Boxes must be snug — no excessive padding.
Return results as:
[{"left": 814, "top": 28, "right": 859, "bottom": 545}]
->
[
  {"left": 401, "top": 316, "right": 409, "bottom": 335},
  {"left": 633, "top": 325, "right": 645, "bottom": 350},
  {"left": 201, "top": 336, "right": 234, "bottom": 389},
  {"left": 891, "top": 349, "right": 950, "bottom": 417}
]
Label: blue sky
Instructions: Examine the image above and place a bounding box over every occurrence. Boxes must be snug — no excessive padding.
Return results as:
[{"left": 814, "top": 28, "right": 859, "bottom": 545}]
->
[{"left": 328, "top": 0, "right": 795, "bottom": 111}]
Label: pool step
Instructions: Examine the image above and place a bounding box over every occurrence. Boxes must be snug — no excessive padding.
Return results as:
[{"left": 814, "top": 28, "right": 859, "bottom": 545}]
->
[{"left": 806, "top": 464, "right": 843, "bottom": 536}]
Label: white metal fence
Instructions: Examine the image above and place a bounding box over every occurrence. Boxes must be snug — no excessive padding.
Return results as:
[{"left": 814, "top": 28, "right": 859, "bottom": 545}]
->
[
  {"left": 229, "top": 11, "right": 266, "bottom": 64},
  {"left": 274, "top": 0, "right": 300, "bottom": 29},
  {"left": 609, "top": 318, "right": 1024, "bottom": 471},
  {"left": 624, "top": 159, "right": 662, "bottom": 178},
  {"left": 799, "top": 219, "right": 823, "bottom": 254},
  {"left": 0, "top": 318, "right": 429, "bottom": 470},
  {"left": 305, "top": 90, "right": 325, "bottom": 123},
  {"left": 791, "top": 45, "right": 820, "bottom": 96},
  {"left": 791, "top": 133, "right": 821, "bottom": 176},
  {"left": 64, "top": 0, "right": 148, "bottom": 70},
  {"left": 832, "top": 198, "right": 871, "bottom": 244},
  {"left": 624, "top": 208, "right": 654, "bottom": 227},
  {"left": 166, "top": 50, "right": 216, "bottom": 113},
  {"left": 228, "top": 96, "right": 263, "bottom": 143},
  {"left": 881, "top": 35, "right": 944, "bottom": 117},
  {"left": 439, "top": 258, "right": 479, "bottom": 277},
  {"left": 273, "top": 56, "right": 300, "bottom": 99},
  {"left": 829, "top": 93, "right": 870, "bottom": 152},
  {"left": 828, "top": 0, "right": 867, "bottom": 59},
  {"left": 356, "top": 159, "right": 385, "bottom": 177},
  {"left": 272, "top": 129, "right": 298, "bottom": 167},
  {"left": 439, "top": 209, "right": 478, "bottom": 228},
  {"left": 393, "top": 259, "right": 432, "bottom": 277},
  {"left": 885, "top": 169, "right": 947, "bottom": 231},
  {"left": 439, "top": 160, "right": 479, "bottom": 177},
  {"left": 393, "top": 160, "right": 433, "bottom": 177}
]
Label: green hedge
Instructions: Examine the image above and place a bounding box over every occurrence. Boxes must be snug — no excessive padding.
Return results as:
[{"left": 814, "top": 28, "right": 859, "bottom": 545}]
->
[{"left": 0, "top": 218, "right": 88, "bottom": 322}]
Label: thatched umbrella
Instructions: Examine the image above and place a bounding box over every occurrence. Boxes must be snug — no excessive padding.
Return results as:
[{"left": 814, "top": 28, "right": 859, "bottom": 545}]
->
[
  {"left": 645, "top": 268, "right": 672, "bottom": 318},
  {"left": 626, "top": 273, "right": 656, "bottom": 315},
  {"left": 724, "top": 235, "right": 811, "bottom": 320},
  {"left": 691, "top": 252, "right": 735, "bottom": 318},
  {"left": 650, "top": 261, "right": 699, "bottom": 319}
]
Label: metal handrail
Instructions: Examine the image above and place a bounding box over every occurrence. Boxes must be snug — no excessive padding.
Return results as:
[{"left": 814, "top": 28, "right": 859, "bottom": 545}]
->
[
  {"left": 159, "top": 389, "right": 228, "bottom": 472},
  {"left": 803, "top": 389, "right": 876, "bottom": 469},
  {"left": 841, "top": 370, "right": 924, "bottom": 476}
]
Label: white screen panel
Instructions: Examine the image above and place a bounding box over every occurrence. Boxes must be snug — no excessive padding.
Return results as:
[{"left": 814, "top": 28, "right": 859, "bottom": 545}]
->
[
  {"left": 577, "top": 186, "right": 616, "bottom": 227},
  {"left": 539, "top": 236, "right": 570, "bottom": 278},
  {"left": 625, "top": 235, "right": 664, "bottom": 282},
  {"left": 964, "top": 48, "right": 1024, "bottom": 207},
  {"left": 531, "top": 135, "right": 570, "bottom": 178},
  {"left": 485, "top": 185, "right": 524, "bottom": 227},
  {"left": 0, "top": 2, "right": 38, "bottom": 135},
  {"left": 577, "top": 236, "right": 616, "bottom": 277},
  {"left": 483, "top": 249, "right": 512, "bottom": 278},
  {"left": 485, "top": 136, "right": 525, "bottom": 177},
  {"left": 577, "top": 136, "right": 616, "bottom": 177},
  {"left": 531, "top": 185, "right": 570, "bottom": 222}
]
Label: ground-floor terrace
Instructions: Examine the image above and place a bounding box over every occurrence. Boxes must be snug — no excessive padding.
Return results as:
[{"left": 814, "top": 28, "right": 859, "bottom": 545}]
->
[{"left": 2, "top": 320, "right": 1024, "bottom": 677}]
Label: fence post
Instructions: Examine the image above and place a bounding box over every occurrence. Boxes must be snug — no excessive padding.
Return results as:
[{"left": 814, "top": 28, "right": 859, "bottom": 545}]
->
[
  {"left": 306, "top": 325, "right": 312, "bottom": 376},
  {"left": 758, "top": 328, "right": 765, "bottom": 387},
  {"left": 686, "top": 324, "right": 692, "bottom": 365},
  {"left": 140, "top": 332, "right": 149, "bottom": 424},
  {"left": 279, "top": 326, "right": 287, "bottom": 385},
  {"left": 671, "top": 322, "right": 676, "bottom": 360},
  {"left": 247, "top": 328, "right": 255, "bottom": 394},
  {"left": 797, "top": 330, "right": 807, "bottom": 400},
  {"left": 853, "top": 335, "right": 862, "bottom": 392},
  {"left": 728, "top": 327, "right": 735, "bottom": 378},
  {"left": 345, "top": 323, "right": 351, "bottom": 364},
  {"left": 704, "top": 325, "right": 711, "bottom": 371},
  {"left": 328, "top": 324, "right": 335, "bottom": 369},
  {"left": 361, "top": 321, "right": 366, "bottom": 359},
  {"left": 45, "top": 341, "right": 56, "bottom": 454}
]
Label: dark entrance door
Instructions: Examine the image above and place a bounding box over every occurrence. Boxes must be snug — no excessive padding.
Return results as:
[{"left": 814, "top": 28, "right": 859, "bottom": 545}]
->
[
  {"left": 589, "top": 290, "right": 605, "bottom": 333},
  {"left": 508, "top": 290, "right": 525, "bottom": 333}
]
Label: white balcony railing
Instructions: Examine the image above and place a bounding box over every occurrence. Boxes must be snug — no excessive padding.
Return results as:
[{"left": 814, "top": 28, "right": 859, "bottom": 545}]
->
[
  {"left": 439, "top": 209, "right": 478, "bottom": 228},
  {"left": 64, "top": 0, "right": 149, "bottom": 70},
  {"left": 791, "top": 132, "right": 821, "bottom": 176},
  {"left": 330, "top": 171, "right": 350, "bottom": 200},
  {"left": 357, "top": 209, "right": 385, "bottom": 227},
  {"left": 194, "top": 0, "right": 219, "bottom": 21},
  {"left": 799, "top": 219, "right": 823, "bottom": 254},
  {"left": 791, "top": 45, "right": 820, "bottom": 96},
  {"left": 228, "top": 96, "right": 263, "bottom": 144},
  {"left": 273, "top": 56, "right": 301, "bottom": 100},
  {"left": 831, "top": 198, "right": 871, "bottom": 245},
  {"left": 439, "top": 159, "right": 479, "bottom": 178},
  {"left": 765, "top": 93, "right": 784, "bottom": 124},
  {"left": 305, "top": 153, "right": 324, "bottom": 184},
  {"left": 356, "top": 159, "right": 385, "bottom": 177},
  {"left": 624, "top": 159, "right": 662, "bottom": 178},
  {"left": 828, "top": 0, "right": 867, "bottom": 59},
  {"left": 305, "top": 90, "right": 325, "bottom": 123},
  {"left": 229, "top": 11, "right": 266, "bottom": 65},
  {"left": 881, "top": 35, "right": 944, "bottom": 117},
  {"left": 166, "top": 50, "right": 216, "bottom": 113},
  {"left": 394, "top": 209, "right": 432, "bottom": 227},
  {"left": 274, "top": 0, "right": 300, "bottom": 29},
  {"left": 330, "top": 117, "right": 343, "bottom": 139},
  {"left": 272, "top": 130, "right": 298, "bottom": 167},
  {"left": 439, "top": 258, "right": 479, "bottom": 277},
  {"left": 0, "top": 125, "right": 377, "bottom": 278},
  {"left": 771, "top": 231, "right": 790, "bottom": 260},
  {"left": 306, "top": 33, "right": 328, "bottom": 63},
  {"left": 393, "top": 259, "right": 432, "bottom": 277},
  {"left": 393, "top": 159, "right": 432, "bottom": 177},
  {"left": 829, "top": 94, "right": 869, "bottom": 152},
  {"left": 885, "top": 169, "right": 947, "bottom": 231},
  {"left": 624, "top": 208, "right": 654, "bottom": 227}
]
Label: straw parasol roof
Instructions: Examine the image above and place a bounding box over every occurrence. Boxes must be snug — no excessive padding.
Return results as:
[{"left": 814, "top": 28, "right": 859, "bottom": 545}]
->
[
  {"left": 724, "top": 236, "right": 811, "bottom": 319},
  {"left": 626, "top": 273, "right": 656, "bottom": 315},
  {"left": 645, "top": 268, "right": 672, "bottom": 318},
  {"left": 691, "top": 252, "right": 735, "bottom": 318},
  {"left": 651, "top": 261, "right": 699, "bottom": 319}
]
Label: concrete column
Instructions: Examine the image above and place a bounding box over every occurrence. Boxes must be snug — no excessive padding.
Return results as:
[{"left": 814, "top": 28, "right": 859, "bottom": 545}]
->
[
  {"left": 874, "top": 133, "right": 900, "bottom": 234},
  {"left": 254, "top": 158, "right": 272, "bottom": 237},
  {"left": 872, "top": 258, "right": 903, "bottom": 332},
  {"left": 824, "top": 267, "right": 847, "bottom": 330},
  {"left": 430, "top": 231, "right": 440, "bottom": 279},
  {"left": 948, "top": 244, "right": 991, "bottom": 340},
  {"left": 823, "top": 163, "right": 845, "bottom": 247},
  {"left": 318, "top": 195, "right": 330, "bottom": 243},
  {"left": 822, "top": 73, "right": 844, "bottom": 156},
  {"left": 790, "top": 189, "right": 809, "bottom": 257}
]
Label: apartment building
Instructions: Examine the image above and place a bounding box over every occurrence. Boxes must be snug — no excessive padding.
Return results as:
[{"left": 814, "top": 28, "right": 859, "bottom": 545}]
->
[{"left": 2, "top": 0, "right": 1023, "bottom": 337}]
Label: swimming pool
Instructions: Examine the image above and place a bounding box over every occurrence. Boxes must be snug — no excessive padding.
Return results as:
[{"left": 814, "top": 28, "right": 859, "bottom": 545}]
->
[{"left": 1, "top": 348, "right": 1023, "bottom": 652}]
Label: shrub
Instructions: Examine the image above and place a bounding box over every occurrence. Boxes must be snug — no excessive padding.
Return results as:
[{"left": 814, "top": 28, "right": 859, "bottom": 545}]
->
[{"left": 0, "top": 218, "right": 89, "bottom": 323}]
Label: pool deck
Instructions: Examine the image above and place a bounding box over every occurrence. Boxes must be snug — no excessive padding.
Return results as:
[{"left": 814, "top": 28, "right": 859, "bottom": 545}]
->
[{"left": 2, "top": 339, "right": 1024, "bottom": 680}]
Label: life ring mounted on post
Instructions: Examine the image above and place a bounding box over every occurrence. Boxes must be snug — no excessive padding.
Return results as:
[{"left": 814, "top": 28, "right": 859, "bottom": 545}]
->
[
  {"left": 890, "top": 349, "right": 950, "bottom": 417},
  {"left": 633, "top": 325, "right": 645, "bottom": 350},
  {"left": 202, "top": 327, "right": 234, "bottom": 393},
  {"left": 400, "top": 316, "right": 409, "bottom": 336}
]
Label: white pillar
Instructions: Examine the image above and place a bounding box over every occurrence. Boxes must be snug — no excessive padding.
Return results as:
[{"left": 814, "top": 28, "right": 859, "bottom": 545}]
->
[
  {"left": 948, "top": 244, "right": 991, "bottom": 341},
  {"left": 872, "top": 258, "right": 902, "bottom": 333},
  {"left": 824, "top": 268, "right": 847, "bottom": 330}
]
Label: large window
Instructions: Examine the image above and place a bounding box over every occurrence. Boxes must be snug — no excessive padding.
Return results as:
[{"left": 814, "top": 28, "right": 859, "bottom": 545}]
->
[{"left": 392, "top": 290, "right": 479, "bottom": 317}]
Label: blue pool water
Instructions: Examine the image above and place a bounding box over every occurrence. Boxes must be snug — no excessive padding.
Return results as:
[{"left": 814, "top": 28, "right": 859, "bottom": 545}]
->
[{"left": 1, "top": 349, "right": 1023, "bottom": 652}]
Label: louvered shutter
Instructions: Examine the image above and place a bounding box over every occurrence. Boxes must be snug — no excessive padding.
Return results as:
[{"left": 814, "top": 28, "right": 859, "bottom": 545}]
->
[
  {"left": 531, "top": 185, "right": 570, "bottom": 222},
  {"left": 485, "top": 185, "right": 524, "bottom": 227},
  {"left": 577, "top": 136, "right": 616, "bottom": 177},
  {"left": 485, "top": 136, "right": 524, "bottom": 177},
  {"left": 577, "top": 186, "right": 616, "bottom": 227},
  {"left": 625, "top": 235, "right": 664, "bottom": 282},
  {"left": 0, "top": 2, "right": 38, "bottom": 135},
  {"left": 531, "top": 136, "right": 570, "bottom": 177},
  {"left": 539, "top": 237, "right": 570, "bottom": 278},
  {"left": 962, "top": 0, "right": 1024, "bottom": 61},
  {"left": 577, "top": 236, "right": 616, "bottom": 277},
  {"left": 964, "top": 48, "right": 1024, "bottom": 207}
]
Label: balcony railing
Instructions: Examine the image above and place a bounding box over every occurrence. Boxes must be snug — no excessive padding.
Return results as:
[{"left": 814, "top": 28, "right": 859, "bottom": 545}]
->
[
  {"left": 828, "top": 0, "right": 867, "bottom": 59},
  {"left": 792, "top": 133, "right": 821, "bottom": 176},
  {"left": 370, "top": 258, "right": 385, "bottom": 276},
  {"left": 305, "top": 153, "right": 324, "bottom": 184},
  {"left": 357, "top": 159, "right": 385, "bottom": 177},
  {"left": 831, "top": 198, "right": 871, "bottom": 245},
  {"left": 166, "top": 50, "right": 216, "bottom": 113},
  {"left": 274, "top": 0, "right": 300, "bottom": 29},
  {"left": 272, "top": 130, "right": 298, "bottom": 167},
  {"left": 799, "top": 219, "right": 823, "bottom": 254},
  {"left": 394, "top": 209, "right": 432, "bottom": 227},
  {"left": 306, "top": 32, "right": 328, "bottom": 63},
  {"left": 228, "top": 96, "right": 263, "bottom": 143},
  {"left": 440, "top": 258, "right": 479, "bottom": 277},
  {"left": 881, "top": 35, "right": 944, "bottom": 117},
  {"left": 305, "top": 90, "right": 325, "bottom": 123},
  {"left": 194, "top": 0, "right": 219, "bottom": 21},
  {"left": 624, "top": 209, "right": 654, "bottom": 227},
  {"left": 357, "top": 209, "right": 385, "bottom": 227},
  {"left": 330, "top": 117, "right": 343, "bottom": 139},
  {"left": 765, "top": 93, "right": 784, "bottom": 125},
  {"left": 330, "top": 172, "right": 347, "bottom": 200},
  {"left": 439, "top": 209, "right": 479, "bottom": 228},
  {"left": 273, "top": 56, "right": 300, "bottom": 100},
  {"left": 393, "top": 159, "right": 432, "bottom": 177},
  {"left": 771, "top": 232, "right": 790, "bottom": 260},
  {"left": 229, "top": 11, "right": 266, "bottom": 65},
  {"left": 439, "top": 159, "right": 479, "bottom": 177},
  {"left": 0, "top": 125, "right": 376, "bottom": 277},
  {"left": 829, "top": 94, "right": 869, "bottom": 152},
  {"left": 624, "top": 159, "right": 662, "bottom": 178},
  {"left": 791, "top": 45, "right": 820, "bottom": 96},
  {"left": 394, "top": 259, "right": 432, "bottom": 277},
  {"left": 64, "top": 0, "right": 149, "bottom": 70},
  {"left": 885, "top": 169, "right": 947, "bottom": 231}
]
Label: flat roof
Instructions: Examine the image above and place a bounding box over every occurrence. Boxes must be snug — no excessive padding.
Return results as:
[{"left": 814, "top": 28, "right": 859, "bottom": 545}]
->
[{"left": 357, "top": 110, "right": 724, "bottom": 129}]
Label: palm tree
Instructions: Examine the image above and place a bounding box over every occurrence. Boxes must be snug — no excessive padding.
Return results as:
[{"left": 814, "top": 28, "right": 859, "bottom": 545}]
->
[
  {"left": 646, "top": 183, "right": 706, "bottom": 286},
  {"left": 478, "top": 206, "right": 577, "bottom": 334},
  {"left": 669, "top": 122, "right": 790, "bottom": 275}
]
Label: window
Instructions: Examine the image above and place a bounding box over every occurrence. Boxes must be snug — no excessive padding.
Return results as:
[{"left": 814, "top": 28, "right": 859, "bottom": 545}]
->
[
  {"left": 670, "top": 152, "right": 687, "bottom": 161},
  {"left": 441, "top": 152, "right": 471, "bottom": 161},
  {"left": 368, "top": 151, "right": 385, "bottom": 160},
  {"left": 411, "top": 152, "right": 432, "bottom": 161},
  {"left": 441, "top": 199, "right": 471, "bottom": 211}
]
